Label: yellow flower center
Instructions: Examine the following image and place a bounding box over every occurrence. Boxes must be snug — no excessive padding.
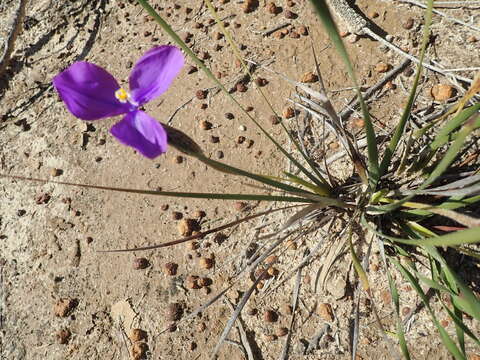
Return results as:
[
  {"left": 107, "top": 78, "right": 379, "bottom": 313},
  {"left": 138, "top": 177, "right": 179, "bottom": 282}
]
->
[{"left": 115, "top": 88, "right": 129, "bottom": 103}]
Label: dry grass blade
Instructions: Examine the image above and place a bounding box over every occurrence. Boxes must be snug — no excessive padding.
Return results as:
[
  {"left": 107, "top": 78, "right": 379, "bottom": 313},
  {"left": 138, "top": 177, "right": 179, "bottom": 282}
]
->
[
  {"left": 257, "top": 203, "right": 324, "bottom": 240},
  {"left": 210, "top": 270, "right": 266, "bottom": 359},
  {"left": 225, "top": 299, "right": 255, "bottom": 360},
  {"left": 279, "top": 260, "right": 303, "bottom": 360}
]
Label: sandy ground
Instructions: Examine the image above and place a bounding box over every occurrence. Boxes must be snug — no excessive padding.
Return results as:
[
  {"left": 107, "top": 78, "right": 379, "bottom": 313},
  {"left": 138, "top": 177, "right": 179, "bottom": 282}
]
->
[{"left": 1, "top": 0, "right": 479, "bottom": 359}]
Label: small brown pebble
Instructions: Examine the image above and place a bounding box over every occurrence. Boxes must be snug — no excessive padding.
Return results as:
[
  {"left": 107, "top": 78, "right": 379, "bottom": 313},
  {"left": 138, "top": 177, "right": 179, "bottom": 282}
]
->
[
  {"left": 129, "top": 328, "right": 148, "bottom": 342},
  {"left": 267, "top": 267, "right": 279, "bottom": 277},
  {"left": 236, "top": 136, "right": 246, "bottom": 144},
  {"left": 369, "top": 11, "right": 379, "bottom": 18},
  {"left": 255, "top": 78, "right": 268, "bottom": 87},
  {"left": 353, "top": 117, "right": 365, "bottom": 128},
  {"left": 133, "top": 257, "right": 150, "bottom": 270},
  {"left": 281, "top": 304, "right": 293, "bottom": 315},
  {"left": 274, "top": 31, "right": 285, "bottom": 39},
  {"left": 131, "top": 342, "right": 149, "bottom": 360},
  {"left": 431, "top": 84, "right": 455, "bottom": 102},
  {"left": 467, "top": 35, "right": 478, "bottom": 43},
  {"left": 246, "top": 139, "right": 254, "bottom": 148},
  {"left": 440, "top": 319, "right": 449, "bottom": 327},
  {"left": 266, "top": 2, "right": 280, "bottom": 15},
  {"left": 401, "top": 306, "right": 411, "bottom": 316},
  {"left": 276, "top": 327, "right": 288, "bottom": 337},
  {"left": 163, "top": 262, "right": 178, "bottom": 276},
  {"left": 160, "top": 204, "right": 169, "bottom": 211},
  {"left": 54, "top": 298, "right": 76, "bottom": 317},
  {"left": 243, "top": 0, "right": 258, "bottom": 13},
  {"left": 284, "top": 10, "right": 297, "bottom": 19},
  {"left": 189, "top": 341, "right": 197, "bottom": 351},
  {"left": 187, "top": 65, "right": 198, "bottom": 74},
  {"left": 213, "top": 32, "right": 223, "bottom": 40},
  {"left": 402, "top": 18, "right": 414, "bottom": 30},
  {"left": 282, "top": 107, "right": 295, "bottom": 119},
  {"left": 198, "top": 277, "right": 212, "bottom": 287},
  {"left": 173, "top": 155, "right": 183, "bottom": 164},
  {"left": 468, "top": 355, "right": 480, "bottom": 360},
  {"left": 200, "top": 51, "right": 210, "bottom": 60},
  {"left": 224, "top": 112, "right": 234, "bottom": 120},
  {"left": 86, "top": 236, "right": 93, "bottom": 244},
  {"left": 256, "top": 281, "right": 265, "bottom": 290},
  {"left": 264, "top": 334, "right": 277, "bottom": 341},
  {"left": 370, "top": 263, "right": 379, "bottom": 271},
  {"left": 317, "top": 303, "right": 334, "bottom": 322},
  {"left": 263, "top": 309, "right": 278, "bottom": 322},
  {"left": 186, "top": 275, "right": 200, "bottom": 289},
  {"left": 265, "top": 255, "right": 278, "bottom": 265},
  {"left": 197, "top": 322, "right": 206, "bottom": 332},
  {"left": 50, "top": 168, "right": 62, "bottom": 177},
  {"left": 289, "top": 31, "right": 300, "bottom": 39},
  {"left": 216, "top": 150, "right": 224, "bottom": 159},
  {"left": 300, "top": 71, "right": 318, "bottom": 83},
  {"left": 329, "top": 142, "right": 340, "bottom": 150},
  {"left": 269, "top": 115, "right": 281, "bottom": 125},
  {"left": 286, "top": 0, "right": 295, "bottom": 6},
  {"left": 298, "top": 25, "right": 308, "bottom": 36},
  {"left": 385, "top": 81, "right": 396, "bottom": 90},
  {"left": 56, "top": 329, "right": 71, "bottom": 344},
  {"left": 234, "top": 201, "right": 247, "bottom": 211},
  {"left": 340, "top": 31, "right": 350, "bottom": 38},
  {"left": 200, "top": 120, "right": 212, "bottom": 130},
  {"left": 199, "top": 257, "right": 214, "bottom": 269},
  {"left": 177, "top": 218, "right": 200, "bottom": 236},
  {"left": 172, "top": 211, "right": 183, "bottom": 220},
  {"left": 236, "top": 82, "right": 248, "bottom": 92},
  {"left": 195, "top": 89, "right": 207, "bottom": 100},
  {"left": 246, "top": 106, "right": 254, "bottom": 112},
  {"left": 35, "top": 193, "right": 51, "bottom": 205},
  {"left": 286, "top": 239, "right": 297, "bottom": 250},
  {"left": 166, "top": 323, "right": 177, "bottom": 332},
  {"left": 210, "top": 135, "right": 220, "bottom": 143},
  {"left": 199, "top": 103, "right": 208, "bottom": 110},
  {"left": 166, "top": 303, "right": 183, "bottom": 321},
  {"left": 375, "top": 62, "right": 389, "bottom": 73}
]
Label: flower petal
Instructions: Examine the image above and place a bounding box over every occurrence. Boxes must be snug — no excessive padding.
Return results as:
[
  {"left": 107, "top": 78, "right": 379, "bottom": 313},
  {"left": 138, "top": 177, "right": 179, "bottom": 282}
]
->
[
  {"left": 129, "top": 45, "right": 184, "bottom": 105},
  {"left": 53, "top": 62, "right": 131, "bottom": 120},
  {"left": 110, "top": 110, "right": 167, "bottom": 158}
]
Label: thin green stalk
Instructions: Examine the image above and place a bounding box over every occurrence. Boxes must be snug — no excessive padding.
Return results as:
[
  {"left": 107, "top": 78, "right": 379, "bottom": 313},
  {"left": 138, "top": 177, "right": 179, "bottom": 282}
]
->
[
  {"left": 378, "top": 0, "right": 433, "bottom": 180},
  {"left": 309, "top": 0, "right": 379, "bottom": 188},
  {"left": 1, "top": 174, "right": 314, "bottom": 203}
]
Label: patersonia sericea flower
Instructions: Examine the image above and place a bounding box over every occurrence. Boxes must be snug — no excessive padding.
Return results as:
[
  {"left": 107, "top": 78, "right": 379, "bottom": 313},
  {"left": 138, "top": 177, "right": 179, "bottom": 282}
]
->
[{"left": 53, "top": 45, "right": 184, "bottom": 158}]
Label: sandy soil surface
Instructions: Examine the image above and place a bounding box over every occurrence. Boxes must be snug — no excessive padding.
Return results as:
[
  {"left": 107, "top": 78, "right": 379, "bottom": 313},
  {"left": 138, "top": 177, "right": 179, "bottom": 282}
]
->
[{"left": 1, "top": 0, "right": 479, "bottom": 359}]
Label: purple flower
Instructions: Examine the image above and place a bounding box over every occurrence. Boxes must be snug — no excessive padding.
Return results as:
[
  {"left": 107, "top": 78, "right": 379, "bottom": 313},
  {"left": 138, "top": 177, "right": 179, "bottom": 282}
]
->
[{"left": 53, "top": 45, "right": 184, "bottom": 158}]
